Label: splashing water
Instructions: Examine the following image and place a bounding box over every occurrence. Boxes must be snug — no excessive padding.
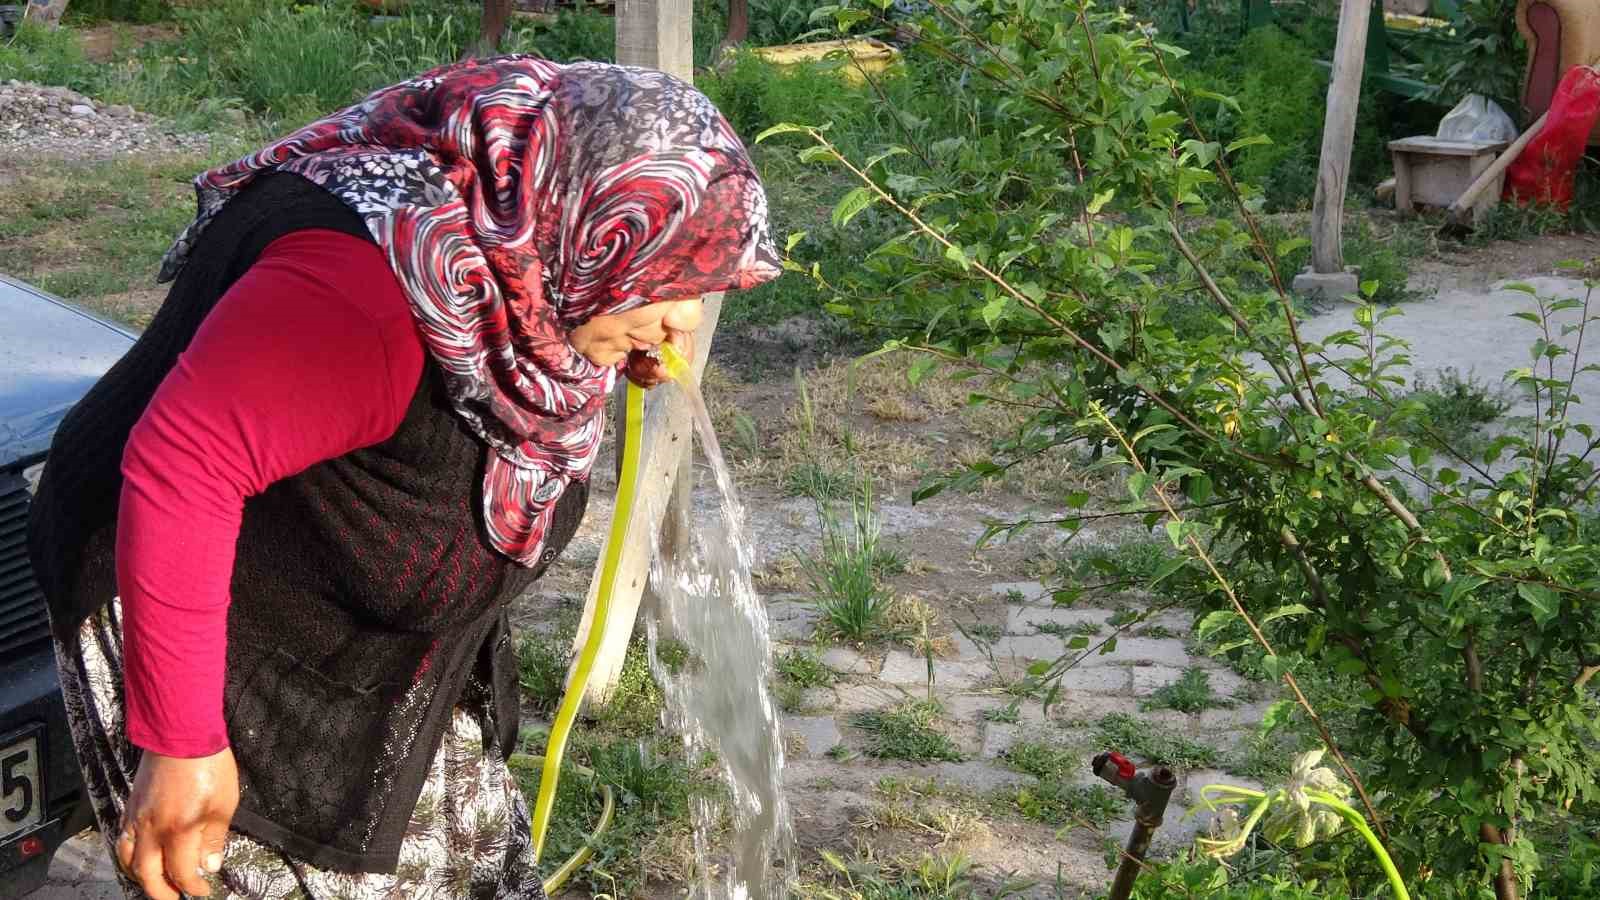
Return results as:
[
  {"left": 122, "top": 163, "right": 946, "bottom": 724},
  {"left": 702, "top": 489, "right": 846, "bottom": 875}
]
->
[{"left": 644, "top": 374, "right": 796, "bottom": 899}]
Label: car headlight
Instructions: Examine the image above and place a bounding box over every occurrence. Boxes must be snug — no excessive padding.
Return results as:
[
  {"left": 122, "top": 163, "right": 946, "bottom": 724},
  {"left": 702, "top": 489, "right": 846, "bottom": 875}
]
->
[{"left": 22, "top": 461, "right": 45, "bottom": 496}]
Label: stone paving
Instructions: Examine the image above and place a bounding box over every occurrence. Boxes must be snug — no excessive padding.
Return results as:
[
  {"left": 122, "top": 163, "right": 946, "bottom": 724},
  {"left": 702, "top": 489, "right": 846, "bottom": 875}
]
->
[{"left": 773, "top": 580, "right": 1274, "bottom": 886}]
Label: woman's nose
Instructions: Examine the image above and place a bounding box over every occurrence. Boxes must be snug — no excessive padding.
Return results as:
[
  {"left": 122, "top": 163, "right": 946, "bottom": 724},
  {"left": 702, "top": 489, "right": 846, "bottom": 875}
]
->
[{"left": 660, "top": 299, "right": 704, "bottom": 333}]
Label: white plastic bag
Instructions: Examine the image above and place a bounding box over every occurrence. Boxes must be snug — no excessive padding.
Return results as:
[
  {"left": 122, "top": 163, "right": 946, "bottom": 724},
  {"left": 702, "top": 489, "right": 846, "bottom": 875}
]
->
[{"left": 1436, "top": 94, "right": 1518, "bottom": 143}]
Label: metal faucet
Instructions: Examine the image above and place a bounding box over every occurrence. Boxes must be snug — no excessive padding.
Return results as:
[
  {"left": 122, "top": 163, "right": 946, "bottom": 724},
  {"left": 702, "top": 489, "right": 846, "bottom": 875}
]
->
[{"left": 1092, "top": 750, "right": 1178, "bottom": 900}]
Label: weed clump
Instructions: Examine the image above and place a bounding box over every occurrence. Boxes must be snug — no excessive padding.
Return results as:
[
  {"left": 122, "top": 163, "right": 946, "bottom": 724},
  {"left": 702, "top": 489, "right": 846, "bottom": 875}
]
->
[
  {"left": 1141, "top": 668, "right": 1235, "bottom": 714},
  {"left": 855, "top": 700, "right": 964, "bottom": 762}
]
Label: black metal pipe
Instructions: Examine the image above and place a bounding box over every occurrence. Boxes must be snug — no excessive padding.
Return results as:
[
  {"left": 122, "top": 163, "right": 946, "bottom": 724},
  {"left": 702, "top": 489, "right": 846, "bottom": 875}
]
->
[{"left": 1093, "top": 750, "right": 1178, "bottom": 900}]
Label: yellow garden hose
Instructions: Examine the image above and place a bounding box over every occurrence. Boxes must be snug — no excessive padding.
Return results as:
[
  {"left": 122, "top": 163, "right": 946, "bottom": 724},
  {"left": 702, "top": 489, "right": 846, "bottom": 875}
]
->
[
  {"left": 527, "top": 342, "right": 691, "bottom": 875},
  {"left": 506, "top": 754, "right": 616, "bottom": 895}
]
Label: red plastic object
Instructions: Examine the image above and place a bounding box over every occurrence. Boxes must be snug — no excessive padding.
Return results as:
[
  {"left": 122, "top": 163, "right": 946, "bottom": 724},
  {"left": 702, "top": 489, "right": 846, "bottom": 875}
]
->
[
  {"left": 1505, "top": 65, "right": 1600, "bottom": 210},
  {"left": 18, "top": 835, "right": 45, "bottom": 860},
  {"left": 1108, "top": 751, "right": 1136, "bottom": 780}
]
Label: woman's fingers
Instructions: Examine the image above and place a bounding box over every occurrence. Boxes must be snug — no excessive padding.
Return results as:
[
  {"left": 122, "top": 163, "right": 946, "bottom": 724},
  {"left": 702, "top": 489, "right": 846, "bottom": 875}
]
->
[
  {"left": 127, "top": 823, "right": 181, "bottom": 900},
  {"left": 114, "top": 824, "right": 137, "bottom": 881},
  {"left": 201, "top": 818, "right": 230, "bottom": 876},
  {"left": 165, "top": 825, "right": 214, "bottom": 897}
]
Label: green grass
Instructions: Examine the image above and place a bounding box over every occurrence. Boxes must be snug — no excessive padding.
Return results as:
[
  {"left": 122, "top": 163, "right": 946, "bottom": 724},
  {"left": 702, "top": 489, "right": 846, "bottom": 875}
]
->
[
  {"left": 516, "top": 620, "right": 577, "bottom": 716},
  {"left": 1223, "top": 731, "right": 1294, "bottom": 782},
  {"left": 998, "top": 739, "right": 1123, "bottom": 829},
  {"left": 1000, "top": 740, "right": 1080, "bottom": 781},
  {"left": 783, "top": 460, "right": 852, "bottom": 500},
  {"left": 777, "top": 649, "right": 836, "bottom": 687},
  {"left": 774, "top": 648, "right": 837, "bottom": 712},
  {"left": 0, "top": 154, "right": 215, "bottom": 326},
  {"left": 1141, "top": 668, "right": 1235, "bottom": 714},
  {"left": 513, "top": 737, "right": 708, "bottom": 898},
  {"left": 807, "top": 848, "right": 993, "bottom": 900},
  {"left": 1036, "top": 620, "right": 1101, "bottom": 639},
  {"left": 982, "top": 704, "right": 1021, "bottom": 725},
  {"left": 1008, "top": 778, "right": 1124, "bottom": 830},
  {"left": 855, "top": 700, "right": 964, "bottom": 762},
  {"left": 1090, "top": 713, "right": 1221, "bottom": 770},
  {"left": 803, "top": 480, "right": 901, "bottom": 642},
  {"left": 1390, "top": 367, "right": 1510, "bottom": 458}
]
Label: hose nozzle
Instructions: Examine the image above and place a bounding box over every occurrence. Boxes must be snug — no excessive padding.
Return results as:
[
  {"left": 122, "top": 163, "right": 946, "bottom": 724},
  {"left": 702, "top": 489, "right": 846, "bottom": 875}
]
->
[{"left": 656, "top": 340, "right": 691, "bottom": 382}]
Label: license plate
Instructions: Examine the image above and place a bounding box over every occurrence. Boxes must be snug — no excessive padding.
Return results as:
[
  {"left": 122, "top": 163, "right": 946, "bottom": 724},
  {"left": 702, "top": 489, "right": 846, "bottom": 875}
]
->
[{"left": 1, "top": 732, "right": 43, "bottom": 844}]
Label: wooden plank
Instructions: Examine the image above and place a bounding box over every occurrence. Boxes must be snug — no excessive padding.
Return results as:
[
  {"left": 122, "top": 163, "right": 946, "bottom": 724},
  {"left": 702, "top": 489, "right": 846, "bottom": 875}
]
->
[
  {"left": 1308, "top": 0, "right": 1374, "bottom": 274},
  {"left": 570, "top": 297, "right": 722, "bottom": 703},
  {"left": 569, "top": 0, "right": 705, "bottom": 705},
  {"left": 1387, "top": 136, "right": 1507, "bottom": 156},
  {"left": 615, "top": 0, "right": 694, "bottom": 79}
]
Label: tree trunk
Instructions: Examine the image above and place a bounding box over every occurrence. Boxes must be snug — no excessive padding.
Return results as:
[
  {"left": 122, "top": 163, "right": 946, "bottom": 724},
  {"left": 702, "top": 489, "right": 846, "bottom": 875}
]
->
[
  {"left": 470, "top": 0, "right": 513, "bottom": 59},
  {"left": 1480, "top": 823, "right": 1521, "bottom": 900},
  {"left": 711, "top": 0, "right": 749, "bottom": 69},
  {"left": 1307, "top": 0, "right": 1372, "bottom": 273}
]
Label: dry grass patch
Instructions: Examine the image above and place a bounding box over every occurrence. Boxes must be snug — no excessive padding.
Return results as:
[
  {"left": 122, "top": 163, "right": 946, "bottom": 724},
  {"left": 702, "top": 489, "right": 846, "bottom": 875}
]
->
[{"left": 1, "top": 154, "right": 210, "bottom": 327}]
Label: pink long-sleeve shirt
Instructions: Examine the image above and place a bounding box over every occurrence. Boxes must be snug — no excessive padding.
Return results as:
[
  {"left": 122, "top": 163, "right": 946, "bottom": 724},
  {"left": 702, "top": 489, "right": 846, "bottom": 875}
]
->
[{"left": 117, "top": 229, "right": 425, "bottom": 758}]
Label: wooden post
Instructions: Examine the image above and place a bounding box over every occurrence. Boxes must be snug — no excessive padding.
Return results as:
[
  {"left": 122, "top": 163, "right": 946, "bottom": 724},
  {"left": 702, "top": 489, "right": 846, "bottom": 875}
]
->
[
  {"left": 1307, "top": 0, "right": 1373, "bottom": 274},
  {"left": 22, "top": 0, "right": 70, "bottom": 27},
  {"left": 569, "top": 0, "right": 711, "bottom": 704}
]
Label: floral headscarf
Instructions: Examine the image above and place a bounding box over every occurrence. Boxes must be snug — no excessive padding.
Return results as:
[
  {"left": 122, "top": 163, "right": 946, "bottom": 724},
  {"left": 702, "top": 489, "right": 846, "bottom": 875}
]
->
[{"left": 160, "top": 57, "right": 781, "bottom": 565}]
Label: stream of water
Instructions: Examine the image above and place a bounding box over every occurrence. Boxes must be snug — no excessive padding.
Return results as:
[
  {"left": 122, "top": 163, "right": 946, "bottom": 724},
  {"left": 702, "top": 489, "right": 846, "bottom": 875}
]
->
[{"left": 643, "top": 375, "right": 796, "bottom": 899}]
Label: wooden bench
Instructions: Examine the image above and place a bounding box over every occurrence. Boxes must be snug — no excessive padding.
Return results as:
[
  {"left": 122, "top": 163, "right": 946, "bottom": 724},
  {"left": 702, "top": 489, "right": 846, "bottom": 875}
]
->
[{"left": 1388, "top": 136, "right": 1509, "bottom": 223}]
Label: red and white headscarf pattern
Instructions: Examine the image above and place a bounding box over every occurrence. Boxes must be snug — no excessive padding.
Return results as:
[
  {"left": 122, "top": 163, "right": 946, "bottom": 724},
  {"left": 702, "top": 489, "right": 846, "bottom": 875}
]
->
[{"left": 159, "top": 57, "right": 781, "bottom": 565}]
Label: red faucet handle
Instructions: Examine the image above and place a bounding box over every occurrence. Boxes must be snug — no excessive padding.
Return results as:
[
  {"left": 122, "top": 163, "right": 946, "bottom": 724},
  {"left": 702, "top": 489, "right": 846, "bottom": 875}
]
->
[{"left": 1107, "top": 751, "right": 1136, "bottom": 780}]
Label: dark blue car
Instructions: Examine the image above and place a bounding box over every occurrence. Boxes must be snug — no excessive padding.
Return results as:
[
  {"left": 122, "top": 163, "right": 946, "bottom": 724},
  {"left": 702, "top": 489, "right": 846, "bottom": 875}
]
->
[{"left": 0, "top": 274, "right": 135, "bottom": 897}]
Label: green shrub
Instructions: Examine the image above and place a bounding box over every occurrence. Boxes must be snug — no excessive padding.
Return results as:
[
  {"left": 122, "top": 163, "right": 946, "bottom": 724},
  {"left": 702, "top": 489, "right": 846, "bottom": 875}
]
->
[
  {"left": 0, "top": 20, "right": 100, "bottom": 90},
  {"left": 66, "top": 0, "right": 171, "bottom": 24},
  {"left": 775, "top": 5, "right": 1600, "bottom": 892}
]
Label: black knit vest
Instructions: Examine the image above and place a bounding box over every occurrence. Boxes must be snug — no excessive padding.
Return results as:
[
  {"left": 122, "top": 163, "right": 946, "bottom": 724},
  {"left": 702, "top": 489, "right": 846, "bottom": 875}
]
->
[{"left": 28, "top": 172, "right": 588, "bottom": 873}]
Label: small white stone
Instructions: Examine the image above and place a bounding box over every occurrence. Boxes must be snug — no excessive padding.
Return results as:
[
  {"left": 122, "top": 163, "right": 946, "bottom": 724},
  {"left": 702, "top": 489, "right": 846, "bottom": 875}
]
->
[
  {"left": 1131, "top": 665, "right": 1186, "bottom": 695},
  {"left": 819, "top": 646, "right": 873, "bottom": 675},
  {"left": 783, "top": 715, "right": 843, "bottom": 757},
  {"left": 69, "top": 103, "right": 95, "bottom": 117},
  {"left": 980, "top": 723, "right": 1020, "bottom": 758}
]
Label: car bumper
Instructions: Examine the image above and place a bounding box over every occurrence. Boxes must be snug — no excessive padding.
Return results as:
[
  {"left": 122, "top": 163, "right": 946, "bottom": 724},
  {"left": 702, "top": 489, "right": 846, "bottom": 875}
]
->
[{"left": 0, "top": 644, "right": 88, "bottom": 886}]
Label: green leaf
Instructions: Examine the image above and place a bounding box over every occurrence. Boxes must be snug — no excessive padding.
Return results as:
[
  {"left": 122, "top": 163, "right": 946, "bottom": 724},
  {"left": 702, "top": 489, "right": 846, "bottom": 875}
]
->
[
  {"left": 1260, "top": 654, "right": 1286, "bottom": 681},
  {"left": 944, "top": 243, "right": 971, "bottom": 270},
  {"left": 1276, "top": 237, "right": 1310, "bottom": 257},
  {"left": 1196, "top": 610, "right": 1237, "bottom": 641},
  {"left": 1261, "top": 604, "right": 1313, "bottom": 625},
  {"left": 754, "top": 122, "right": 808, "bottom": 143},
  {"left": 831, "top": 187, "right": 875, "bottom": 228},
  {"left": 784, "top": 231, "right": 808, "bottom": 253},
  {"left": 1517, "top": 582, "right": 1560, "bottom": 626},
  {"left": 1165, "top": 520, "right": 1185, "bottom": 548},
  {"left": 1261, "top": 699, "right": 1294, "bottom": 734},
  {"left": 1148, "top": 556, "right": 1188, "bottom": 587},
  {"left": 980, "top": 295, "right": 1007, "bottom": 328},
  {"left": 907, "top": 355, "right": 937, "bottom": 388},
  {"left": 1225, "top": 134, "right": 1272, "bottom": 153},
  {"left": 1086, "top": 189, "right": 1116, "bottom": 215}
]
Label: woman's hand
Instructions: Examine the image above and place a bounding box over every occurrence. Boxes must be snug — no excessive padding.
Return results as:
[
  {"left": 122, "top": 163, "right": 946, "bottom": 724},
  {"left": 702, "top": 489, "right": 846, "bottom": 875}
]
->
[
  {"left": 625, "top": 328, "right": 694, "bottom": 389},
  {"left": 117, "top": 747, "right": 239, "bottom": 900}
]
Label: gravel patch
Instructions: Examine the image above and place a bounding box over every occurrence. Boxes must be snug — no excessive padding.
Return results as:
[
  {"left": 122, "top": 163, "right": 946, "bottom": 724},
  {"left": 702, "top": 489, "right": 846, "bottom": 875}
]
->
[{"left": 0, "top": 80, "right": 212, "bottom": 161}]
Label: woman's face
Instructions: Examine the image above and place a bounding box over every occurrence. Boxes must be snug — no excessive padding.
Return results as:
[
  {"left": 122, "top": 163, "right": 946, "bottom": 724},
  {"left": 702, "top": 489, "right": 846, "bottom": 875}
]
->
[{"left": 568, "top": 298, "right": 704, "bottom": 368}]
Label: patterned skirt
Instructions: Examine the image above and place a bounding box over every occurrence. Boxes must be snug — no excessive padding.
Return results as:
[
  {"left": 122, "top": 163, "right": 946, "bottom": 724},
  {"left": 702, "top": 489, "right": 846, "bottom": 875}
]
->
[{"left": 55, "top": 600, "right": 549, "bottom": 900}]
